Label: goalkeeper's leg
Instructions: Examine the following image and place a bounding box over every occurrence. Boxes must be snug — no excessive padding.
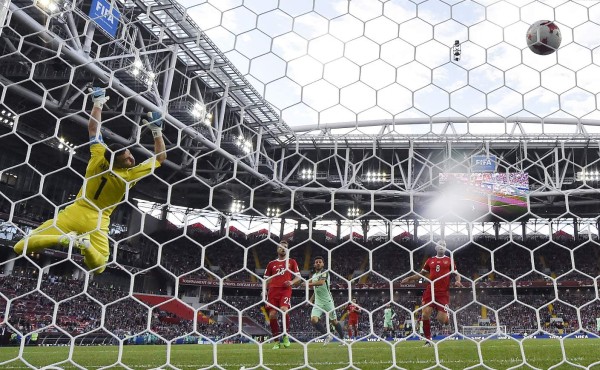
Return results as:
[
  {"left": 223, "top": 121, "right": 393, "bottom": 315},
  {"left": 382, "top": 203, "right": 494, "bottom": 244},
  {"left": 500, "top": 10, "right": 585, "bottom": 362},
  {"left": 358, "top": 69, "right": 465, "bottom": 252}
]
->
[
  {"left": 14, "top": 219, "right": 64, "bottom": 255},
  {"left": 84, "top": 227, "right": 110, "bottom": 274},
  {"left": 14, "top": 211, "right": 79, "bottom": 255}
]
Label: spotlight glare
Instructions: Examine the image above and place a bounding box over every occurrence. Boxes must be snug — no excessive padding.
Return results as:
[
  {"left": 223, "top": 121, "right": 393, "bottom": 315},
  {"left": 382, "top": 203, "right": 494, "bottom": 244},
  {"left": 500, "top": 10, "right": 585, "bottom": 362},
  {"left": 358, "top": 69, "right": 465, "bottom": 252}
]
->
[
  {"left": 230, "top": 199, "right": 245, "bottom": 214},
  {"left": 299, "top": 168, "right": 314, "bottom": 180},
  {"left": 235, "top": 137, "right": 253, "bottom": 154},
  {"left": 129, "top": 59, "right": 155, "bottom": 86},
  {"left": 348, "top": 207, "right": 361, "bottom": 218},
  {"left": 266, "top": 207, "right": 281, "bottom": 218}
]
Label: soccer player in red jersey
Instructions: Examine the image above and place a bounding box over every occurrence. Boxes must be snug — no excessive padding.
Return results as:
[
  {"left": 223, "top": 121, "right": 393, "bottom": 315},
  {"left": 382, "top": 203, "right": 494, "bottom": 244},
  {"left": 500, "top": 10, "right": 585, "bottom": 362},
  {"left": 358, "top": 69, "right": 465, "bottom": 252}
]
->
[
  {"left": 263, "top": 240, "right": 301, "bottom": 349},
  {"left": 402, "top": 241, "right": 463, "bottom": 345},
  {"left": 342, "top": 298, "right": 361, "bottom": 339}
]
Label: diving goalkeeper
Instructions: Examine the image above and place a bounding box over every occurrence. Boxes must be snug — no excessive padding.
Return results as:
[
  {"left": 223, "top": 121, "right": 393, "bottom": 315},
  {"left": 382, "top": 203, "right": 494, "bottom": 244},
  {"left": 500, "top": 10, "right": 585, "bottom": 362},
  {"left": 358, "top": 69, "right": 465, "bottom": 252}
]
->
[{"left": 14, "top": 88, "right": 167, "bottom": 274}]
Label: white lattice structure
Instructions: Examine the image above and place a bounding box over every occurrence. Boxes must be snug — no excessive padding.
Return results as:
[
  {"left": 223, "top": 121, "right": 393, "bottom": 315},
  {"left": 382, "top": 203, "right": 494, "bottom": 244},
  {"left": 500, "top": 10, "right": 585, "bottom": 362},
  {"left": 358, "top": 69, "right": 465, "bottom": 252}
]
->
[{"left": 1, "top": 0, "right": 600, "bottom": 369}]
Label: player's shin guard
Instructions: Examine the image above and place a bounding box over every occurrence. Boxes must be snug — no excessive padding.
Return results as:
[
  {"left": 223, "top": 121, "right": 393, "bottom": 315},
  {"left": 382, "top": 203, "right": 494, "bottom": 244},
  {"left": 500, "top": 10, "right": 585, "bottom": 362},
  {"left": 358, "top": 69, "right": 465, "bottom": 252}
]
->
[
  {"left": 269, "top": 318, "right": 280, "bottom": 337},
  {"left": 312, "top": 321, "right": 327, "bottom": 335},
  {"left": 423, "top": 319, "right": 431, "bottom": 340}
]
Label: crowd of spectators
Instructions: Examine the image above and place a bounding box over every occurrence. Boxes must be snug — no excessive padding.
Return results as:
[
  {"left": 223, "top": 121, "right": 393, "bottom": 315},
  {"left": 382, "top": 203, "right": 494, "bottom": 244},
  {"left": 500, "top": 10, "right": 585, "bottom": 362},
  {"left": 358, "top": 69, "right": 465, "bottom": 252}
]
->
[
  {"left": 1, "top": 269, "right": 600, "bottom": 345},
  {"left": 131, "top": 231, "right": 600, "bottom": 287},
  {"left": 2, "top": 223, "right": 600, "bottom": 344},
  {"left": 3, "top": 218, "right": 599, "bottom": 287}
]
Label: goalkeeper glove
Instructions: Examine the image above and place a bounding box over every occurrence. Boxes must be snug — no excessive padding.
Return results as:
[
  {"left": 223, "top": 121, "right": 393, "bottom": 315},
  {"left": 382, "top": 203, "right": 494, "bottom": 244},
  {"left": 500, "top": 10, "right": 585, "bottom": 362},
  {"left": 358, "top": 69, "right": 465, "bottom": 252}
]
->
[
  {"left": 142, "top": 111, "right": 163, "bottom": 138},
  {"left": 89, "top": 87, "right": 109, "bottom": 108}
]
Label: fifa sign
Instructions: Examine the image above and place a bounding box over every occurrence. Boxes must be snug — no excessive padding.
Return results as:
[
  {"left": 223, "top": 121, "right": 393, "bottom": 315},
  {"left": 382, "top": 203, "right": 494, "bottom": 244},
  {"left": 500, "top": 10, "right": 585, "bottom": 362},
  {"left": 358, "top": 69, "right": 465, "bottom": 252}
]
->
[
  {"left": 471, "top": 155, "right": 496, "bottom": 172},
  {"left": 89, "top": 0, "right": 121, "bottom": 38}
]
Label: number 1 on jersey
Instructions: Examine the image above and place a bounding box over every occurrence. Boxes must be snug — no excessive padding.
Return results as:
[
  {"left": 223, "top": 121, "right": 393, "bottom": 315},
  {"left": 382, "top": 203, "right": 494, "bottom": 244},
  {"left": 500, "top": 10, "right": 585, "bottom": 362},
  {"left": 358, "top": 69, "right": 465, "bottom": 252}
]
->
[{"left": 93, "top": 177, "right": 107, "bottom": 200}]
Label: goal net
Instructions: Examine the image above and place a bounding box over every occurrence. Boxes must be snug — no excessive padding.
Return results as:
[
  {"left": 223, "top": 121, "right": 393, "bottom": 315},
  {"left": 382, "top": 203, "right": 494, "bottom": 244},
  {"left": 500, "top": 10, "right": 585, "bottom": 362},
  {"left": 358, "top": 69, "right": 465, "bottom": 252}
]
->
[
  {"left": 1, "top": 0, "right": 600, "bottom": 369},
  {"left": 462, "top": 325, "right": 508, "bottom": 338}
]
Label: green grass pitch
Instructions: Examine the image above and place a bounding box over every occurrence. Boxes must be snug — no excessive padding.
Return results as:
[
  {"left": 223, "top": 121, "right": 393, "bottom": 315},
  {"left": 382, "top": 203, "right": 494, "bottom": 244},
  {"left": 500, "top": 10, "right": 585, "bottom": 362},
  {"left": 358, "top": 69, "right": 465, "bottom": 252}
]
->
[{"left": 1, "top": 339, "right": 599, "bottom": 369}]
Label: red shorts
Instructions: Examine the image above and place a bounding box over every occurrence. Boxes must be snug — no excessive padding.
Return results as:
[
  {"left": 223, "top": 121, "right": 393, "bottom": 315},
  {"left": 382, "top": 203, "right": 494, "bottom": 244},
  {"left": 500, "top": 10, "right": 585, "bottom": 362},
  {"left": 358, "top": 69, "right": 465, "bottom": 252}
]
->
[
  {"left": 348, "top": 318, "right": 358, "bottom": 326},
  {"left": 422, "top": 289, "right": 450, "bottom": 313},
  {"left": 266, "top": 287, "right": 292, "bottom": 311}
]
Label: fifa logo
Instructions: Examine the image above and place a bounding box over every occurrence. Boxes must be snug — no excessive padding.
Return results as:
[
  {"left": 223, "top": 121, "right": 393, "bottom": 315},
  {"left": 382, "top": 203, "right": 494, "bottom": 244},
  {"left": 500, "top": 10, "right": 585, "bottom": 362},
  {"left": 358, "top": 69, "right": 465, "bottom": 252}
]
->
[
  {"left": 95, "top": 1, "right": 116, "bottom": 25},
  {"left": 475, "top": 159, "right": 492, "bottom": 166}
]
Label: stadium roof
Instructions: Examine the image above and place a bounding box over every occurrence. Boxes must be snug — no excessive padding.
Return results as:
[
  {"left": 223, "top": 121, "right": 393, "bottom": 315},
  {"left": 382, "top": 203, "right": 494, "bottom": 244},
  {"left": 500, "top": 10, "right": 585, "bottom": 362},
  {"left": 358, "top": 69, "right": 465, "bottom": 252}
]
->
[
  {"left": 3, "top": 0, "right": 600, "bottom": 223},
  {"left": 127, "top": 0, "right": 295, "bottom": 145},
  {"left": 184, "top": 0, "right": 600, "bottom": 135}
]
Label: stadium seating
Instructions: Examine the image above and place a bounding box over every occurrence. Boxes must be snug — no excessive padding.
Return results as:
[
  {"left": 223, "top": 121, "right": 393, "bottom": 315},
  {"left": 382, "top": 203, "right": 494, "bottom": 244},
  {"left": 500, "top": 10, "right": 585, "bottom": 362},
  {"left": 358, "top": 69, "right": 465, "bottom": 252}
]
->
[{"left": 2, "top": 218, "right": 600, "bottom": 343}]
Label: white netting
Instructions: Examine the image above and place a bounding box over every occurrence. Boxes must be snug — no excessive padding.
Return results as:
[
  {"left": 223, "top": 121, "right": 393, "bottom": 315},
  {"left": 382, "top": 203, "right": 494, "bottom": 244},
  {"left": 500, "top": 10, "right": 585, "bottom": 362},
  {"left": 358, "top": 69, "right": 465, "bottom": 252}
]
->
[
  {"left": 462, "top": 325, "right": 507, "bottom": 337},
  {"left": 1, "top": 0, "right": 600, "bottom": 369}
]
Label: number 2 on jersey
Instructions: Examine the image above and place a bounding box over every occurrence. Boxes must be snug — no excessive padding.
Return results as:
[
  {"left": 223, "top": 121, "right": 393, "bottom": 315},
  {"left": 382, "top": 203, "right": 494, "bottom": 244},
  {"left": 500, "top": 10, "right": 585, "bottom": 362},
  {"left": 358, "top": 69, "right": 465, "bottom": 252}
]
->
[{"left": 93, "top": 177, "right": 107, "bottom": 200}]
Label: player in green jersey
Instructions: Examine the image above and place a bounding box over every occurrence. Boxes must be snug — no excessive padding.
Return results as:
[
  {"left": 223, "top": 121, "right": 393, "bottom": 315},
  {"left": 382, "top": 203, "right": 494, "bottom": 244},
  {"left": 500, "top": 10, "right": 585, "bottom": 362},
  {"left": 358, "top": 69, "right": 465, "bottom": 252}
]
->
[
  {"left": 307, "top": 256, "right": 345, "bottom": 345},
  {"left": 383, "top": 303, "right": 396, "bottom": 340}
]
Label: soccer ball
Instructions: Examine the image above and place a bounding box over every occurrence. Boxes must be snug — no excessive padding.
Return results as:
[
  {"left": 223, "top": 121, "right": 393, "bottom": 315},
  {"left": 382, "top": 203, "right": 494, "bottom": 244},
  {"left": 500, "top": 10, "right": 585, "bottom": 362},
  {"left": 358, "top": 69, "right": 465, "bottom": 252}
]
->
[{"left": 526, "top": 20, "right": 561, "bottom": 55}]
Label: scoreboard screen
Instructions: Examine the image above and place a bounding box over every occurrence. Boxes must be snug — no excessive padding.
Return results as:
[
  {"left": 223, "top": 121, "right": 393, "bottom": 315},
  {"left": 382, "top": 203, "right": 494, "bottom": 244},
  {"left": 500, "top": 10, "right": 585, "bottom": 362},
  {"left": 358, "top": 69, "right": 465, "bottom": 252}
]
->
[{"left": 439, "top": 172, "right": 529, "bottom": 218}]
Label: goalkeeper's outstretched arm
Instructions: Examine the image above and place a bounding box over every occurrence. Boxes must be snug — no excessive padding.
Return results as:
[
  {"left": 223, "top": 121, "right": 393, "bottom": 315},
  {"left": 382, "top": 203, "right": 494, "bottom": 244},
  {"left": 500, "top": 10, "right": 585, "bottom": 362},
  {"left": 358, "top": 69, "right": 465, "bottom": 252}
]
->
[
  {"left": 154, "top": 134, "right": 167, "bottom": 164},
  {"left": 88, "top": 87, "right": 110, "bottom": 140},
  {"left": 89, "top": 107, "right": 101, "bottom": 139},
  {"left": 143, "top": 112, "right": 167, "bottom": 164}
]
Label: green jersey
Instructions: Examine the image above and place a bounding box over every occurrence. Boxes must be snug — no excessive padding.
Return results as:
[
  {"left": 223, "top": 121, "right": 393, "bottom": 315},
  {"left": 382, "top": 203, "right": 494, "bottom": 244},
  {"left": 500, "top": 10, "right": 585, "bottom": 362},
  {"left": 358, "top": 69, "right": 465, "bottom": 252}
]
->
[
  {"left": 311, "top": 269, "right": 333, "bottom": 304},
  {"left": 384, "top": 308, "right": 395, "bottom": 322}
]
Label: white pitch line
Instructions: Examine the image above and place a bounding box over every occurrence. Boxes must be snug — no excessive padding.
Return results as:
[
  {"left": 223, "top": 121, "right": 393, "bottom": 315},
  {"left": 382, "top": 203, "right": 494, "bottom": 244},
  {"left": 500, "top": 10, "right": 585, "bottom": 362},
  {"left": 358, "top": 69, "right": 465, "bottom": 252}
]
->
[{"left": 0, "top": 356, "right": 589, "bottom": 369}]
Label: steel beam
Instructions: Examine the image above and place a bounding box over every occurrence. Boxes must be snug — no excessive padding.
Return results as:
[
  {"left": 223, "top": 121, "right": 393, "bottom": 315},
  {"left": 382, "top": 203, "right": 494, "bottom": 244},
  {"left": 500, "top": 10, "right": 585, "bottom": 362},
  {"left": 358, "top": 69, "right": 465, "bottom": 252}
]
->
[
  {"left": 94, "top": 47, "right": 174, "bottom": 62},
  {"left": 82, "top": 21, "right": 95, "bottom": 55},
  {"left": 9, "top": 3, "right": 272, "bottom": 185},
  {"left": 161, "top": 45, "right": 178, "bottom": 110},
  {"left": 136, "top": 28, "right": 161, "bottom": 103},
  {"left": 287, "top": 185, "right": 600, "bottom": 199},
  {"left": 216, "top": 83, "right": 227, "bottom": 147},
  {"left": 2, "top": 36, "right": 18, "bottom": 53},
  {"left": 3, "top": 77, "right": 183, "bottom": 172},
  {"left": 290, "top": 117, "right": 600, "bottom": 133},
  {"left": 65, "top": 12, "right": 82, "bottom": 50}
]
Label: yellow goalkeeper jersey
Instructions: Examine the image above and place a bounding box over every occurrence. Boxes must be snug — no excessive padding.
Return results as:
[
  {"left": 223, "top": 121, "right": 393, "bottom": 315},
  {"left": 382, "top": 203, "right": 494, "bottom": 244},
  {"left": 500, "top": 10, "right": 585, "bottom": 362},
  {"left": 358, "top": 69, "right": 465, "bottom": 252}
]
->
[{"left": 74, "top": 142, "right": 160, "bottom": 217}]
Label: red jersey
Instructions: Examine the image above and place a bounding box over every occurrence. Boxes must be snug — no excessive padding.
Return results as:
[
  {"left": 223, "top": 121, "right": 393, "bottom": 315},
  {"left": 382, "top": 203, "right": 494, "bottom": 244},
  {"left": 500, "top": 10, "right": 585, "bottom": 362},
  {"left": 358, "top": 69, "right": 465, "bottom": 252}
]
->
[
  {"left": 264, "top": 258, "right": 300, "bottom": 288},
  {"left": 423, "top": 256, "right": 455, "bottom": 295},
  {"left": 345, "top": 303, "right": 360, "bottom": 321}
]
